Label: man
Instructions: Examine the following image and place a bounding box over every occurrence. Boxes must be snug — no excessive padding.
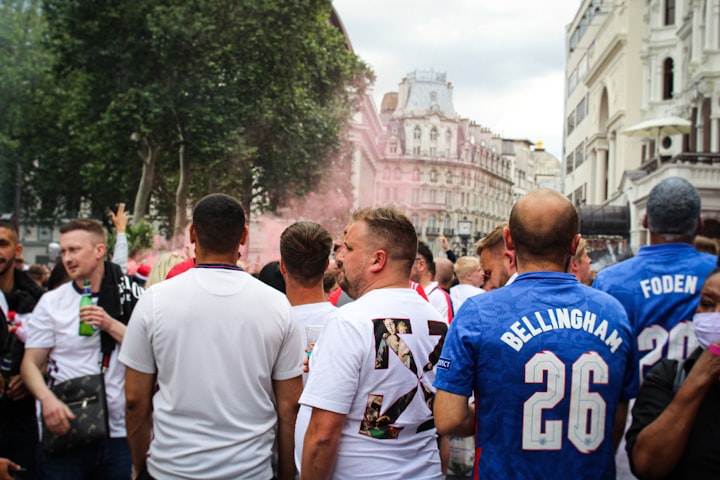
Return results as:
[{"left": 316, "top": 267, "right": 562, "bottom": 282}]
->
[
  {"left": 449, "top": 256, "right": 484, "bottom": 312},
  {"left": 434, "top": 189, "right": 634, "bottom": 479},
  {"left": 121, "top": 194, "right": 303, "bottom": 480},
  {"left": 475, "top": 222, "right": 517, "bottom": 290},
  {"left": 279, "top": 220, "right": 336, "bottom": 374},
  {"left": 594, "top": 176, "right": 717, "bottom": 390},
  {"left": 21, "top": 219, "right": 141, "bottom": 478},
  {"left": 411, "top": 242, "right": 453, "bottom": 322},
  {"left": 434, "top": 257, "right": 455, "bottom": 293},
  {"left": 567, "top": 237, "right": 593, "bottom": 285},
  {"left": 300, "top": 207, "right": 448, "bottom": 479},
  {"left": 0, "top": 221, "right": 45, "bottom": 479},
  {"left": 592, "top": 177, "right": 717, "bottom": 479}
]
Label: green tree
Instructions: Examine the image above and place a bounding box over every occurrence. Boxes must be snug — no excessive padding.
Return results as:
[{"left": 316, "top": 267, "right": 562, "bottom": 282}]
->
[{"left": 40, "top": 0, "right": 370, "bottom": 238}]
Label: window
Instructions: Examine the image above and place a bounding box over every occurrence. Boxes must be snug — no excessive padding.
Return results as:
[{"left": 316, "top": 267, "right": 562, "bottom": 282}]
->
[
  {"left": 389, "top": 143, "right": 398, "bottom": 154},
  {"left": 413, "top": 145, "right": 421, "bottom": 155},
  {"left": 412, "top": 189, "right": 420, "bottom": 203},
  {"left": 430, "top": 147, "right": 437, "bottom": 157},
  {"left": 576, "top": 97, "right": 586, "bottom": 124},
  {"left": 446, "top": 129, "right": 452, "bottom": 143},
  {"left": 412, "top": 169, "right": 420, "bottom": 181},
  {"left": 429, "top": 170, "right": 438, "bottom": 182},
  {"left": 575, "top": 143, "right": 585, "bottom": 167},
  {"left": 429, "top": 190, "right": 437, "bottom": 203},
  {"left": 568, "top": 69, "right": 578, "bottom": 95},
  {"left": 413, "top": 127, "right": 422, "bottom": 140},
  {"left": 445, "top": 191, "right": 452, "bottom": 205},
  {"left": 430, "top": 128, "right": 438, "bottom": 142},
  {"left": 445, "top": 171, "right": 453, "bottom": 184},
  {"left": 567, "top": 111, "right": 576, "bottom": 134},
  {"left": 663, "top": 58, "right": 674, "bottom": 100},
  {"left": 566, "top": 154, "right": 574, "bottom": 174},
  {"left": 664, "top": 0, "right": 675, "bottom": 26}
]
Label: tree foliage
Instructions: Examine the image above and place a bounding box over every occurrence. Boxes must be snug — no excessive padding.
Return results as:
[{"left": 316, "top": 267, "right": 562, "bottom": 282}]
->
[{"left": 15, "top": 0, "right": 372, "bottom": 236}]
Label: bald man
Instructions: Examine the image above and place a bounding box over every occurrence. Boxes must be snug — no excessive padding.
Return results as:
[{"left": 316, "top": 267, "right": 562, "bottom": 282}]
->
[{"left": 433, "top": 189, "right": 635, "bottom": 479}]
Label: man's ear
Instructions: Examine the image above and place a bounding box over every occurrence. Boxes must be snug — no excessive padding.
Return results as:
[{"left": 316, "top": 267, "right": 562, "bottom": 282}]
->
[
  {"left": 570, "top": 233, "right": 581, "bottom": 256},
  {"left": 369, "top": 249, "right": 387, "bottom": 273},
  {"left": 189, "top": 224, "right": 197, "bottom": 244},
  {"left": 503, "top": 226, "right": 514, "bottom": 252},
  {"left": 642, "top": 214, "right": 648, "bottom": 229},
  {"left": 239, "top": 225, "right": 249, "bottom": 246}
]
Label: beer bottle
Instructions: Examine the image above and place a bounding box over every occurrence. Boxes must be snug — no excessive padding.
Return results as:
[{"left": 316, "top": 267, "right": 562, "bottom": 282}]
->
[{"left": 78, "top": 280, "right": 94, "bottom": 336}]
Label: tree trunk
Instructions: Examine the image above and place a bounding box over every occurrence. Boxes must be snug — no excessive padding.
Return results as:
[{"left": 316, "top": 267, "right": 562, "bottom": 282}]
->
[
  {"left": 132, "top": 138, "right": 161, "bottom": 225},
  {"left": 173, "top": 128, "right": 189, "bottom": 246}
]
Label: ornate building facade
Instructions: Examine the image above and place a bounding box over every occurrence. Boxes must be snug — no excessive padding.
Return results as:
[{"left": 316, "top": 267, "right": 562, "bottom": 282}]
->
[
  {"left": 564, "top": 0, "right": 720, "bottom": 250},
  {"left": 372, "top": 71, "right": 514, "bottom": 256}
]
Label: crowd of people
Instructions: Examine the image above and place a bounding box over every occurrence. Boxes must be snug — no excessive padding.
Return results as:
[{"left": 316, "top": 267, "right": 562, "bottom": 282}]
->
[{"left": 0, "top": 176, "right": 718, "bottom": 479}]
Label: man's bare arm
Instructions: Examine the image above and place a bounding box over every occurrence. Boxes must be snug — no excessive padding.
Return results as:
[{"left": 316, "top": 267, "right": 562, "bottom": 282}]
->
[
  {"left": 272, "top": 376, "right": 303, "bottom": 480},
  {"left": 434, "top": 389, "right": 475, "bottom": 437},
  {"left": 125, "top": 367, "right": 156, "bottom": 476},
  {"left": 301, "top": 408, "right": 346, "bottom": 480},
  {"left": 21, "top": 347, "right": 75, "bottom": 434}
]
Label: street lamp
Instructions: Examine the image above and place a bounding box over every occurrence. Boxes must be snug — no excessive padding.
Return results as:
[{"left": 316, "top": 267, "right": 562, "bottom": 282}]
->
[{"left": 457, "top": 219, "right": 472, "bottom": 256}]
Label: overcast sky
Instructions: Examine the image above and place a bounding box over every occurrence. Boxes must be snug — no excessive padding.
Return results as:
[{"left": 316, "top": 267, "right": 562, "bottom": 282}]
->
[{"left": 333, "top": 0, "right": 582, "bottom": 159}]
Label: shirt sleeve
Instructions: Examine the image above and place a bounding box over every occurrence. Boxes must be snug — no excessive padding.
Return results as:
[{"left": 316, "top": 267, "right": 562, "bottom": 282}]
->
[
  {"left": 625, "top": 359, "right": 677, "bottom": 474},
  {"left": 112, "top": 233, "right": 128, "bottom": 274},
  {"left": 118, "top": 290, "right": 156, "bottom": 374},
  {"left": 433, "top": 300, "right": 478, "bottom": 397},
  {"left": 299, "top": 310, "right": 366, "bottom": 415},
  {"left": 271, "top": 306, "right": 304, "bottom": 381},
  {"left": 25, "top": 295, "right": 56, "bottom": 349}
]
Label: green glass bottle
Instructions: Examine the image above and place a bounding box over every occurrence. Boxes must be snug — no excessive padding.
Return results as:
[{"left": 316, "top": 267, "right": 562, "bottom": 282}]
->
[{"left": 78, "top": 280, "right": 94, "bottom": 336}]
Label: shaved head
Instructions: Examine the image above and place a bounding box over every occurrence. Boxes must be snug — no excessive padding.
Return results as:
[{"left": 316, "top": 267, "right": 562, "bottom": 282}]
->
[{"left": 509, "top": 189, "right": 578, "bottom": 268}]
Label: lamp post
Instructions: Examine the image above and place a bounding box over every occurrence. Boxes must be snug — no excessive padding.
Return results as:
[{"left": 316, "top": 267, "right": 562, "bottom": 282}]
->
[{"left": 457, "top": 219, "right": 472, "bottom": 256}]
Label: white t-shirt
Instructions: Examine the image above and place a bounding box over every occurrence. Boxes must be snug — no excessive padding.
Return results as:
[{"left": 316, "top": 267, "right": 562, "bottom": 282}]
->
[
  {"left": 424, "top": 282, "right": 451, "bottom": 321},
  {"left": 449, "top": 283, "right": 484, "bottom": 313},
  {"left": 26, "top": 282, "right": 128, "bottom": 437},
  {"left": 293, "top": 302, "right": 337, "bottom": 354},
  {"left": 298, "top": 288, "right": 446, "bottom": 479},
  {"left": 119, "top": 267, "right": 303, "bottom": 480}
]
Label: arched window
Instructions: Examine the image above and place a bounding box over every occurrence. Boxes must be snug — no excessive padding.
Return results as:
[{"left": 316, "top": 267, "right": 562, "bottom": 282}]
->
[
  {"left": 430, "top": 128, "right": 439, "bottom": 142},
  {"left": 428, "top": 215, "right": 437, "bottom": 229},
  {"left": 429, "top": 170, "right": 438, "bottom": 182},
  {"left": 445, "top": 171, "right": 453, "bottom": 184},
  {"left": 663, "top": 58, "right": 674, "bottom": 100},
  {"left": 413, "top": 127, "right": 422, "bottom": 140}
]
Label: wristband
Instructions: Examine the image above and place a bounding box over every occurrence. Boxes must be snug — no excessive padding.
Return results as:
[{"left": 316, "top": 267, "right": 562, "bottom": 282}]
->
[{"left": 709, "top": 344, "right": 720, "bottom": 357}]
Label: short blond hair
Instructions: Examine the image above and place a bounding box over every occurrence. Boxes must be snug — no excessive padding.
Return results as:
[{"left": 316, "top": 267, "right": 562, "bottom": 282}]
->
[
  {"left": 475, "top": 222, "right": 507, "bottom": 256},
  {"left": 454, "top": 256, "right": 480, "bottom": 279},
  {"left": 569, "top": 238, "right": 588, "bottom": 265}
]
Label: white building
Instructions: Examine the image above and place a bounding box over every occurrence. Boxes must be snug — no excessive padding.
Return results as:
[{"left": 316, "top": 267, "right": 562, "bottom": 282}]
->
[{"left": 564, "top": 0, "right": 720, "bottom": 249}]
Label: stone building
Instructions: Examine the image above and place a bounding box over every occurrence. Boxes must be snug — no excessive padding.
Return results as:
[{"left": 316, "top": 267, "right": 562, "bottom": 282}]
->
[
  {"left": 564, "top": 0, "right": 720, "bottom": 250},
  {"left": 372, "top": 70, "right": 515, "bottom": 257}
]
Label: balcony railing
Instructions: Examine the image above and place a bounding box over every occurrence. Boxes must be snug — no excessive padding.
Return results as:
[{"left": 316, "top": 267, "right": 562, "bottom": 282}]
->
[{"left": 640, "top": 152, "right": 720, "bottom": 174}]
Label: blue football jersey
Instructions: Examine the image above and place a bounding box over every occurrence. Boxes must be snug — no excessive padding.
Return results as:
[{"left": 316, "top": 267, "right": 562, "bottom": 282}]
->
[
  {"left": 593, "top": 243, "right": 717, "bottom": 394},
  {"left": 435, "top": 272, "right": 634, "bottom": 480}
]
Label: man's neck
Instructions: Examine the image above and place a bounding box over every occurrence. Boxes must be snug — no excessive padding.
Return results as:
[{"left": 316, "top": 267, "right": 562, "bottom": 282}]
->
[
  {"left": 285, "top": 283, "right": 326, "bottom": 307},
  {"left": 0, "top": 268, "right": 14, "bottom": 294},
  {"left": 649, "top": 232, "right": 693, "bottom": 246},
  {"left": 75, "top": 261, "right": 105, "bottom": 292}
]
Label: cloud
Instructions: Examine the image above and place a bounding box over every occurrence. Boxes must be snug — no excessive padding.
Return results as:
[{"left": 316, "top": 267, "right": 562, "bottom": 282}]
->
[{"left": 333, "top": 0, "right": 579, "bottom": 157}]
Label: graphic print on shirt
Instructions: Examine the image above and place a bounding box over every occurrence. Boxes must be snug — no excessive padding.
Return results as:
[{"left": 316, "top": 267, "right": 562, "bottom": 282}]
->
[{"left": 360, "top": 318, "right": 447, "bottom": 439}]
